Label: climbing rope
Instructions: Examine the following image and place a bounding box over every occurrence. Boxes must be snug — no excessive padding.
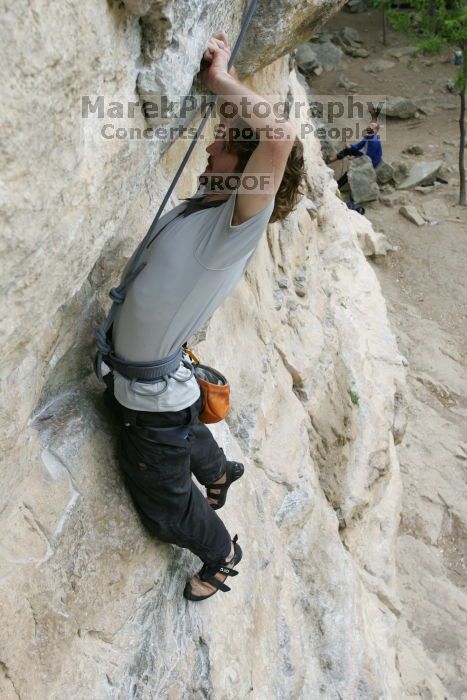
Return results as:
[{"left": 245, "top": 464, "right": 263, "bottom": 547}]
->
[{"left": 95, "top": 0, "right": 259, "bottom": 379}]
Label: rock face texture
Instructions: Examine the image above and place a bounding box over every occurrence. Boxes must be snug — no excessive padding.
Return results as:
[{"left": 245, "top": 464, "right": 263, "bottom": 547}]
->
[
  {"left": 1, "top": 1, "right": 406, "bottom": 698},
  {"left": 391, "top": 305, "right": 467, "bottom": 700}
]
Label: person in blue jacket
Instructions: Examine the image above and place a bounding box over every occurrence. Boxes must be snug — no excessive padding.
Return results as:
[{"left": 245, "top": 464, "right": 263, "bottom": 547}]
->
[{"left": 328, "top": 122, "right": 382, "bottom": 190}]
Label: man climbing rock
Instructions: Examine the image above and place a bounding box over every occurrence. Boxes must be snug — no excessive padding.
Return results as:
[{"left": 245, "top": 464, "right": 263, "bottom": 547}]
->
[
  {"left": 328, "top": 121, "right": 382, "bottom": 190},
  {"left": 101, "top": 32, "right": 306, "bottom": 601}
]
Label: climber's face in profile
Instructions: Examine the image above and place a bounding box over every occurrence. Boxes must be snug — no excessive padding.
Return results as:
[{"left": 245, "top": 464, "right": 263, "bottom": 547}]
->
[{"left": 203, "top": 121, "right": 240, "bottom": 178}]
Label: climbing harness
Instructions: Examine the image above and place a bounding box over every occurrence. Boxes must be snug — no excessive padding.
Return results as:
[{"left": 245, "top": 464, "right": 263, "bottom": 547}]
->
[{"left": 94, "top": 0, "right": 259, "bottom": 383}]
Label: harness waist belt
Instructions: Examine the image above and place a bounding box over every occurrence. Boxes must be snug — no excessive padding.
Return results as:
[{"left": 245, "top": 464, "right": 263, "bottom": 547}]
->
[{"left": 104, "top": 346, "right": 183, "bottom": 381}]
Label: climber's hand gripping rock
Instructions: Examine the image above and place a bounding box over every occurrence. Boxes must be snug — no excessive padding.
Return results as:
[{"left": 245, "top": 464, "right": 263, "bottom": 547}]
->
[{"left": 199, "top": 32, "right": 237, "bottom": 92}]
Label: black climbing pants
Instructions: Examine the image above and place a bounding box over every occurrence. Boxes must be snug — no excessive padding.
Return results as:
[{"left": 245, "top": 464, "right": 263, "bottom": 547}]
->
[
  {"left": 337, "top": 172, "right": 348, "bottom": 190},
  {"left": 103, "top": 374, "right": 232, "bottom": 565}
]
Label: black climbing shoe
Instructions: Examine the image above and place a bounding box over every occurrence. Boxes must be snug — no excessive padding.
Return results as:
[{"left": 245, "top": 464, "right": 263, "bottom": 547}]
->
[
  {"left": 205, "top": 461, "right": 244, "bottom": 510},
  {"left": 183, "top": 534, "right": 242, "bottom": 602}
]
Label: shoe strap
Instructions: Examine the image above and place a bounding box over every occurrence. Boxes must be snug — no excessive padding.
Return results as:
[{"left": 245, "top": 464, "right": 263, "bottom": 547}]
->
[
  {"left": 205, "top": 463, "right": 243, "bottom": 494},
  {"left": 206, "top": 483, "right": 229, "bottom": 494},
  {"left": 199, "top": 570, "right": 231, "bottom": 592},
  {"left": 204, "top": 561, "right": 239, "bottom": 575}
]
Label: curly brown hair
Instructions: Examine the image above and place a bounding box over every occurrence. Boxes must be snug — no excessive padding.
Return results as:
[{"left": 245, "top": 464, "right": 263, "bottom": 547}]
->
[{"left": 224, "top": 117, "right": 307, "bottom": 223}]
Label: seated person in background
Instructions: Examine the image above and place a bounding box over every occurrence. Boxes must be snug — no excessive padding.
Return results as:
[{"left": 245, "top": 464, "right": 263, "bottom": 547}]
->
[{"left": 328, "top": 122, "right": 382, "bottom": 190}]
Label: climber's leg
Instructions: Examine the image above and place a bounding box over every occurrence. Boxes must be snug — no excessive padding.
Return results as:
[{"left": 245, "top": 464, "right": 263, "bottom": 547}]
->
[
  {"left": 337, "top": 172, "right": 348, "bottom": 190},
  {"left": 116, "top": 398, "right": 232, "bottom": 565},
  {"left": 188, "top": 419, "right": 227, "bottom": 486}
]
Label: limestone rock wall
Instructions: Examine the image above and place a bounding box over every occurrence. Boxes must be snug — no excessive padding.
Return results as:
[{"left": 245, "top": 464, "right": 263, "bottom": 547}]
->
[{"left": 0, "top": 1, "right": 406, "bottom": 698}]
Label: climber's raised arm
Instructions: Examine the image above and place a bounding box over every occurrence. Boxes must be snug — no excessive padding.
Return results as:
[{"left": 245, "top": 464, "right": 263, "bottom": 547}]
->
[{"left": 199, "top": 33, "right": 297, "bottom": 223}]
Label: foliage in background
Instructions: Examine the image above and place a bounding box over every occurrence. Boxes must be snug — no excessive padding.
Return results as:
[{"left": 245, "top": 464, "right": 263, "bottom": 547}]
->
[
  {"left": 375, "top": 0, "right": 466, "bottom": 88},
  {"left": 370, "top": 0, "right": 466, "bottom": 203}
]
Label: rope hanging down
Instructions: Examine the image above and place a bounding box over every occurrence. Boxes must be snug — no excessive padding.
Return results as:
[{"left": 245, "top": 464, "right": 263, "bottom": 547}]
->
[{"left": 94, "top": 0, "right": 259, "bottom": 379}]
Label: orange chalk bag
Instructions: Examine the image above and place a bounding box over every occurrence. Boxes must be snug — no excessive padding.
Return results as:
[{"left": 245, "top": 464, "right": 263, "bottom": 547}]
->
[{"left": 183, "top": 347, "right": 230, "bottom": 424}]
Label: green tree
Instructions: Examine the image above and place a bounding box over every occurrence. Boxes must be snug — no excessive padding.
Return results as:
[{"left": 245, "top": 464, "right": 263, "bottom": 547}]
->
[
  {"left": 375, "top": 0, "right": 467, "bottom": 204},
  {"left": 371, "top": 0, "right": 393, "bottom": 46}
]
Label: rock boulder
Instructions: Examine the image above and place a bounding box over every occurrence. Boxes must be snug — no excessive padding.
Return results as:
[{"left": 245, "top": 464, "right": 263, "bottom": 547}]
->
[
  {"left": 348, "top": 155, "right": 380, "bottom": 202},
  {"left": 382, "top": 96, "right": 419, "bottom": 119},
  {"left": 397, "top": 160, "right": 444, "bottom": 189}
]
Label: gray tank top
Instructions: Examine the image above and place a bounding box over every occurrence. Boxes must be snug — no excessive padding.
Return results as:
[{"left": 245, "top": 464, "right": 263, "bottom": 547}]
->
[{"left": 111, "top": 188, "right": 275, "bottom": 411}]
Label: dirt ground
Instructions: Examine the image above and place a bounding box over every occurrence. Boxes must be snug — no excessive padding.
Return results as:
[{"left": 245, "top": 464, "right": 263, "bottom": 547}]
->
[
  {"left": 312, "top": 8, "right": 466, "bottom": 341},
  {"left": 312, "top": 8, "right": 467, "bottom": 699}
]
